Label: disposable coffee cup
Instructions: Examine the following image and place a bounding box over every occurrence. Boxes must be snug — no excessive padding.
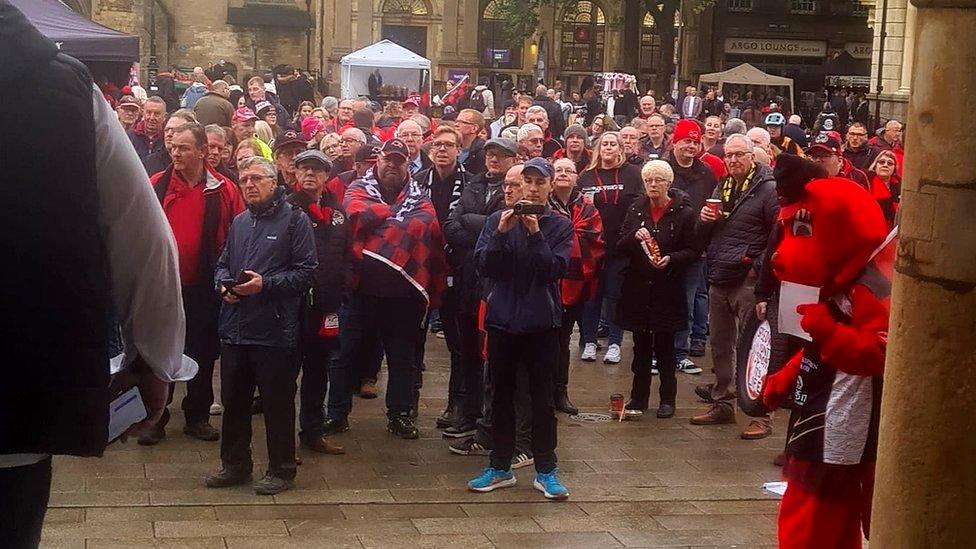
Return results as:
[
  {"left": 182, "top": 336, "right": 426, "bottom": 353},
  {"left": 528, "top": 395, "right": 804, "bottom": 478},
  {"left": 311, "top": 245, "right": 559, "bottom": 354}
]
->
[{"left": 706, "top": 199, "right": 722, "bottom": 217}]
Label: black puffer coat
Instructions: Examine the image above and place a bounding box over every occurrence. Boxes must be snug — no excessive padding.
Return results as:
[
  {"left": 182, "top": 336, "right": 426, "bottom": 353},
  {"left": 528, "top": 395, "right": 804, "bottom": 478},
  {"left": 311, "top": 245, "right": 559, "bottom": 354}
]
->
[
  {"left": 616, "top": 189, "right": 700, "bottom": 333},
  {"left": 699, "top": 164, "right": 778, "bottom": 286}
]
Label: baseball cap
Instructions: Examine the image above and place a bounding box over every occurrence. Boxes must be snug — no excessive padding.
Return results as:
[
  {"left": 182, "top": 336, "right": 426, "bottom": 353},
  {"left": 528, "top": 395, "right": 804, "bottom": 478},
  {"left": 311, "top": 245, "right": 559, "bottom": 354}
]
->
[
  {"left": 484, "top": 137, "right": 518, "bottom": 157},
  {"left": 522, "top": 157, "right": 554, "bottom": 179},
  {"left": 355, "top": 145, "right": 379, "bottom": 163},
  {"left": 118, "top": 95, "right": 141, "bottom": 109},
  {"left": 232, "top": 107, "right": 258, "bottom": 123},
  {"left": 273, "top": 130, "right": 307, "bottom": 153},
  {"left": 301, "top": 117, "right": 327, "bottom": 141},
  {"left": 380, "top": 139, "right": 410, "bottom": 161},
  {"left": 402, "top": 95, "right": 421, "bottom": 107},
  {"left": 294, "top": 149, "right": 332, "bottom": 171},
  {"left": 806, "top": 131, "right": 843, "bottom": 156}
]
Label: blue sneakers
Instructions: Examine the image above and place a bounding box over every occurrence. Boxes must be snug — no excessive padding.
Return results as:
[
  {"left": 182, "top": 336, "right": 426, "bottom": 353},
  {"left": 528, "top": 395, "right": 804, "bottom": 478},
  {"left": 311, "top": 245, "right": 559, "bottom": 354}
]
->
[
  {"left": 467, "top": 467, "right": 516, "bottom": 492},
  {"left": 533, "top": 469, "right": 569, "bottom": 500}
]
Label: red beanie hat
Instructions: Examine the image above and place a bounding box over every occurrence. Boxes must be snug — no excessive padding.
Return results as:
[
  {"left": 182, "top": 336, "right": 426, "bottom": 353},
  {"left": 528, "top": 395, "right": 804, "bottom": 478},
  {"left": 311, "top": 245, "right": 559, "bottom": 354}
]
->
[{"left": 672, "top": 119, "right": 702, "bottom": 144}]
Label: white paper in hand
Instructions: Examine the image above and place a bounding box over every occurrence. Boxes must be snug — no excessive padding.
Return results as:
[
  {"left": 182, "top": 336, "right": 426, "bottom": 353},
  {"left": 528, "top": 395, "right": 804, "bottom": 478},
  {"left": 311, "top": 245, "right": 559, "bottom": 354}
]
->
[
  {"left": 108, "top": 386, "right": 147, "bottom": 443},
  {"left": 778, "top": 281, "right": 821, "bottom": 342}
]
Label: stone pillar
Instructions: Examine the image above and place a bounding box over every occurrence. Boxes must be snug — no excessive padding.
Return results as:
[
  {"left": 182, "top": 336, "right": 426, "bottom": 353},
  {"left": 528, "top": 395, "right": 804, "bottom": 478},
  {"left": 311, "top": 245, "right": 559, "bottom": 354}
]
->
[
  {"left": 898, "top": 2, "right": 917, "bottom": 93},
  {"left": 870, "top": 1, "right": 976, "bottom": 547},
  {"left": 355, "top": 0, "right": 373, "bottom": 48},
  {"left": 333, "top": 0, "right": 352, "bottom": 53}
]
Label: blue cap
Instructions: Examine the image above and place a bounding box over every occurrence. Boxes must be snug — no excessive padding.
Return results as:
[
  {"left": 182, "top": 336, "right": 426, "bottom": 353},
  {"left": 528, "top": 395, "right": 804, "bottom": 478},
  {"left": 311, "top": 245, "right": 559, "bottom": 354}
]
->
[{"left": 522, "top": 157, "right": 554, "bottom": 179}]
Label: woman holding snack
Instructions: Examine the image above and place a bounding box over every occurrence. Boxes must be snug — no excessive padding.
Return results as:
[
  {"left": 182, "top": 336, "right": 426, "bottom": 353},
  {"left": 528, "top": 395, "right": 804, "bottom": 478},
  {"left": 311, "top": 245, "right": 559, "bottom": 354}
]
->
[{"left": 616, "top": 160, "right": 700, "bottom": 418}]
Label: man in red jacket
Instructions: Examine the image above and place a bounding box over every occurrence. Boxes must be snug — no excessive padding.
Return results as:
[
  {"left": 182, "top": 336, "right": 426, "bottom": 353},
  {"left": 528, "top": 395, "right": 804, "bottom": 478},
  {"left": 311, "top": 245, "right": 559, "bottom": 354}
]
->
[{"left": 143, "top": 122, "right": 244, "bottom": 445}]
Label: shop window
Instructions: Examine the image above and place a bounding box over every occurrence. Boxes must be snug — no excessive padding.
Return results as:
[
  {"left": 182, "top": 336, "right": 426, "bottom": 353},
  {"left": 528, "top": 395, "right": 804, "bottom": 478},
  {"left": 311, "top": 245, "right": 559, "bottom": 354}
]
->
[
  {"left": 727, "top": 0, "right": 753, "bottom": 13},
  {"left": 560, "top": 1, "right": 606, "bottom": 72},
  {"left": 480, "top": 0, "right": 523, "bottom": 69},
  {"left": 640, "top": 11, "right": 679, "bottom": 74},
  {"left": 382, "top": 0, "right": 429, "bottom": 16},
  {"left": 790, "top": 0, "right": 818, "bottom": 14}
]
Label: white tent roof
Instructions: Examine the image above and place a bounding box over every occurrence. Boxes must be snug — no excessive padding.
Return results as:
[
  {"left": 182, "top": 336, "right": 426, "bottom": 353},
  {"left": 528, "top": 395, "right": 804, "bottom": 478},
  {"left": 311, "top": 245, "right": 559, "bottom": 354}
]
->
[
  {"left": 698, "top": 63, "right": 793, "bottom": 87},
  {"left": 340, "top": 40, "right": 431, "bottom": 70}
]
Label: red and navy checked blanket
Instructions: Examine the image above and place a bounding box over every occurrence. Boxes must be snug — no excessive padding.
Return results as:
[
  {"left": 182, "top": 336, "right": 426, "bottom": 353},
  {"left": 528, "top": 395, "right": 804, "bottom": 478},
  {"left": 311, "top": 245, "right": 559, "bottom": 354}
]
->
[
  {"left": 551, "top": 191, "right": 605, "bottom": 307},
  {"left": 344, "top": 176, "right": 448, "bottom": 309}
]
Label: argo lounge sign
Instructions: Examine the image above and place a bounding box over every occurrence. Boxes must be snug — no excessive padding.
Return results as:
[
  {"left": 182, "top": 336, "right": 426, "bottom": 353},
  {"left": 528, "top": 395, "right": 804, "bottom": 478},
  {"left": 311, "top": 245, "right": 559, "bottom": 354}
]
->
[{"left": 725, "top": 38, "right": 827, "bottom": 58}]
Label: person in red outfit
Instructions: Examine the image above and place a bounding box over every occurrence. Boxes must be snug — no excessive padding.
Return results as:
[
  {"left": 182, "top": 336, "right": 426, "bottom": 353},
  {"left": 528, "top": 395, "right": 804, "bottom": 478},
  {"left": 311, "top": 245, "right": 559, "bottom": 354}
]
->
[
  {"left": 761, "top": 169, "right": 896, "bottom": 549},
  {"left": 146, "top": 122, "right": 245, "bottom": 445}
]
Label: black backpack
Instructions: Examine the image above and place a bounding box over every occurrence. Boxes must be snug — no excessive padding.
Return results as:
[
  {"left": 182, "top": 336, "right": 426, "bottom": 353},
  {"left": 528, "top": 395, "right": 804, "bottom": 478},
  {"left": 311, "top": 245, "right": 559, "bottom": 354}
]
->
[{"left": 468, "top": 89, "right": 486, "bottom": 112}]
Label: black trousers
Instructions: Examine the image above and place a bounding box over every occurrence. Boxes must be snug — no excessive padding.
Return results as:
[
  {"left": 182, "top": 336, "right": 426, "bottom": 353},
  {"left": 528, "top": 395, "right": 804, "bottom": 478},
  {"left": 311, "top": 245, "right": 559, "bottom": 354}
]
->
[
  {"left": 457, "top": 305, "right": 485, "bottom": 425},
  {"left": 629, "top": 330, "right": 677, "bottom": 408},
  {"left": 439, "top": 286, "right": 467, "bottom": 410},
  {"left": 487, "top": 328, "right": 559, "bottom": 473},
  {"left": 0, "top": 456, "right": 52, "bottom": 549},
  {"left": 475, "top": 363, "right": 532, "bottom": 453},
  {"left": 556, "top": 303, "right": 584, "bottom": 393},
  {"left": 220, "top": 344, "right": 299, "bottom": 480},
  {"left": 180, "top": 285, "right": 220, "bottom": 424},
  {"left": 299, "top": 336, "right": 336, "bottom": 441}
]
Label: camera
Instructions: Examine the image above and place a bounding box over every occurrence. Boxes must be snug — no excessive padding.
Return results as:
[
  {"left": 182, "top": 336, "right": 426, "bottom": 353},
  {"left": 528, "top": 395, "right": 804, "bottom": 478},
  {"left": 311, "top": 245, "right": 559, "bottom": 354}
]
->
[{"left": 512, "top": 203, "right": 545, "bottom": 216}]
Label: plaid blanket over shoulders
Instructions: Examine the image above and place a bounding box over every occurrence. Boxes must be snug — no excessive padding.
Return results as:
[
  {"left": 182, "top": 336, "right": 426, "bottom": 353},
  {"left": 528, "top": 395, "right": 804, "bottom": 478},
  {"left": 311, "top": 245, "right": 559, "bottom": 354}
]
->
[
  {"left": 550, "top": 191, "right": 605, "bottom": 307},
  {"left": 344, "top": 175, "right": 448, "bottom": 309}
]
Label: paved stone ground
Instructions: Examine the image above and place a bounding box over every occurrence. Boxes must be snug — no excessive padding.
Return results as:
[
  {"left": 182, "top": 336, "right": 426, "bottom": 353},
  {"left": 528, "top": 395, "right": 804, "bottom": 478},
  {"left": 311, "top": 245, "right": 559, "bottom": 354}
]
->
[{"left": 43, "top": 332, "right": 787, "bottom": 548}]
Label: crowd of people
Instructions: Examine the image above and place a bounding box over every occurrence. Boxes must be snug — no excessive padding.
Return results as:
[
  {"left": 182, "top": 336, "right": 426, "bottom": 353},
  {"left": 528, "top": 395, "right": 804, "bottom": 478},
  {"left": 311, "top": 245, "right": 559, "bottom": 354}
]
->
[{"left": 102, "top": 72, "right": 906, "bottom": 499}]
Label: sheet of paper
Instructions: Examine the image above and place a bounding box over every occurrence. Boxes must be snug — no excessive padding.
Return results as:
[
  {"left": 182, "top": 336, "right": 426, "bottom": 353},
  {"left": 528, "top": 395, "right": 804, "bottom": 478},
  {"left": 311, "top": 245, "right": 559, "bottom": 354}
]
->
[
  {"left": 778, "top": 281, "right": 821, "bottom": 342},
  {"left": 763, "top": 481, "right": 788, "bottom": 497},
  {"left": 108, "top": 386, "right": 147, "bottom": 443}
]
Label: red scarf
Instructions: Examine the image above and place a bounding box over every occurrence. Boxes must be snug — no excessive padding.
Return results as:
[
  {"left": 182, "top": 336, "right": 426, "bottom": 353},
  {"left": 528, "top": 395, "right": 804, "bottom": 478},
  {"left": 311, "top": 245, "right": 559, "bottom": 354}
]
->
[{"left": 551, "top": 191, "right": 605, "bottom": 306}]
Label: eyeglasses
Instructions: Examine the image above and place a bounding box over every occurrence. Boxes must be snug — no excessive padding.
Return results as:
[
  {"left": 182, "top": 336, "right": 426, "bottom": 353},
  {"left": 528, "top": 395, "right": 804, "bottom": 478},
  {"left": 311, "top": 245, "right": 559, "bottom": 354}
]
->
[
  {"left": 341, "top": 137, "right": 363, "bottom": 144},
  {"left": 554, "top": 168, "right": 577, "bottom": 175},
  {"left": 725, "top": 151, "right": 753, "bottom": 159},
  {"left": 430, "top": 141, "right": 458, "bottom": 149},
  {"left": 644, "top": 177, "right": 670, "bottom": 184},
  {"left": 239, "top": 174, "right": 273, "bottom": 186},
  {"left": 875, "top": 159, "right": 896, "bottom": 166}
]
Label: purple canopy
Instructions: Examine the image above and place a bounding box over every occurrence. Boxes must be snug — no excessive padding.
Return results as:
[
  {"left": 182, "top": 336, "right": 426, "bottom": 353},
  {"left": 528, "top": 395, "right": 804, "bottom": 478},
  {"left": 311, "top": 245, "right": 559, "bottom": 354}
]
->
[{"left": 8, "top": 0, "right": 139, "bottom": 63}]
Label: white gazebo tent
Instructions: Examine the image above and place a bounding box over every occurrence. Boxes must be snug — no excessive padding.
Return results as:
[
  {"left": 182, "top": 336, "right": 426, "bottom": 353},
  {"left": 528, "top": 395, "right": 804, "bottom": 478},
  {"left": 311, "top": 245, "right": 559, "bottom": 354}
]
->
[
  {"left": 698, "top": 63, "right": 795, "bottom": 113},
  {"left": 340, "top": 40, "right": 431, "bottom": 99}
]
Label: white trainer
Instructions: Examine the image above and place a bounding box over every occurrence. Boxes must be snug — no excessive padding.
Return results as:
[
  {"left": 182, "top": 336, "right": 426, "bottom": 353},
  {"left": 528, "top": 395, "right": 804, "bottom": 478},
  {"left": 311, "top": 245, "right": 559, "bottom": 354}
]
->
[
  {"left": 580, "top": 342, "right": 597, "bottom": 362},
  {"left": 603, "top": 344, "right": 621, "bottom": 364}
]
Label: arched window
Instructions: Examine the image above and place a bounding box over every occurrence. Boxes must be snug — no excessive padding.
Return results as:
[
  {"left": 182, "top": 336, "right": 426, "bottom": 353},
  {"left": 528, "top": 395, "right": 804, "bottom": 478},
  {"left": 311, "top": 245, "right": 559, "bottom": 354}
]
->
[
  {"left": 640, "top": 10, "right": 679, "bottom": 74},
  {"left": 560, "top": 1, "right": 606, "bottom": 72},
  {"left": 382, "top": 0, "right": 429, "bottom": 16},
  {"left": 479, "top": 0, "right": 522, "bottom": 69}
]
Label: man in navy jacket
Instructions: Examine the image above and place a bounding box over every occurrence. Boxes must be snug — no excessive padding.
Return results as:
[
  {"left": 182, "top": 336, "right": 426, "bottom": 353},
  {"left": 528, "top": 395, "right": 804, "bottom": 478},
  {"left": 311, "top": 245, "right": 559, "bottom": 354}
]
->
[
  {"left": 207, "top": 156, "right": 316, "bottom": 496},
  {"left": 468, "top": 157, "right": 574, "bottom": 500}
]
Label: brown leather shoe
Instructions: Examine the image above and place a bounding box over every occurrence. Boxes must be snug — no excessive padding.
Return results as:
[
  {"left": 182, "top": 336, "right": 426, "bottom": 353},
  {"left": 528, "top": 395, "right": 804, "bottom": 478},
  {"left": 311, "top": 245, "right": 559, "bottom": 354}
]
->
[
  {"left": 301, "top": 436, "right": 346, "bottom": 455},
  {"left": 183, "top": 421, "right": 220, "bottom": 441},
  {"left": 741, "top": 420, "right": 773, "bottom": 440},
  {"left": 358, "top": 381, "right": 378, "bottom": 399},
  {"left": 689, "top": 403, "right": 736, "bottom": 425}
]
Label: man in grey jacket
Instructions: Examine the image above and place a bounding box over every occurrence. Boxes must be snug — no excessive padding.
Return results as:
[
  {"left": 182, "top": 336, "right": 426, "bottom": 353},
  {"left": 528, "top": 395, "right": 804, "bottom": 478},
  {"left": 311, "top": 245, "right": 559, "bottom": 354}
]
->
[
  {"left": 206, "top": 156, "right": 316, "bottom": 496},
  {"left": 690, "top": 134, "right": 778, "bottom": 439}
]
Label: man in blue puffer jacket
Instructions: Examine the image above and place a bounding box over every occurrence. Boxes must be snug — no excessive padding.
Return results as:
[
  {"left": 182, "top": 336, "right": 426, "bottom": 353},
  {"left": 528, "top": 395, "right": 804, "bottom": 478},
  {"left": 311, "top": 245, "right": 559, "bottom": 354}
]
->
[{"left": 468, "top": 157, "right": 574, "bottom": 500}]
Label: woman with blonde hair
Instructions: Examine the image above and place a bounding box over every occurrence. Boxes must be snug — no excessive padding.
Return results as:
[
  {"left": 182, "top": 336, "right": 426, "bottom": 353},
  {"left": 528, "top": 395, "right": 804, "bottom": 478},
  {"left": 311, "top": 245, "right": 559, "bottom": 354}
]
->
[
  {"left": 867, "top": 149, "right": 900, "bottom": 227},
  {"left": 616, "top": 160, "right": 699, "bottom": 418},
  {"left": 254, "top": 120, "right": 275, "bottom": 148},
  {"left": 576, "top": 131, "right": 644, "bottom": 365},
  {"left": 319, "top": 132, "right": 343, "bottom": 162}
]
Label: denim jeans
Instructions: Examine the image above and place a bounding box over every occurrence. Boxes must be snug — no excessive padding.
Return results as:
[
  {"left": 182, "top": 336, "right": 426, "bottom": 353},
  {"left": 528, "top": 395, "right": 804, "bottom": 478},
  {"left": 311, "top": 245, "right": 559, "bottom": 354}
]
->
[
  {"left": 328, "top": 292, "right": 425, "bottom": 420},
  {"left": 675, "top": 257, "right": 709, "bottom": 361},
  {"left": 581, "top": 255, "right": 626, "bottom": 346}
]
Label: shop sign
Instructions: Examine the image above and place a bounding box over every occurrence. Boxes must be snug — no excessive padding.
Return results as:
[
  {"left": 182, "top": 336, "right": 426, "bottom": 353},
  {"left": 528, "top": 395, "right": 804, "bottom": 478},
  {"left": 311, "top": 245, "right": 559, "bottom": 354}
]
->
[
  {"left": 845, "top": 42, "right": 873, "bottom": 59},
  {"left": 724, "top": 38, "right": 827, "bottom": 57}
]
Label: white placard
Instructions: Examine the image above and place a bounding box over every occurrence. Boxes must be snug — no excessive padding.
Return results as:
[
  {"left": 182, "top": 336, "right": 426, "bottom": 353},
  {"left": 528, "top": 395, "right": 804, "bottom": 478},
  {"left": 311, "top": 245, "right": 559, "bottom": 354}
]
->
[{"left": 778, "top": 281, "right": 822, "bottom": 342}]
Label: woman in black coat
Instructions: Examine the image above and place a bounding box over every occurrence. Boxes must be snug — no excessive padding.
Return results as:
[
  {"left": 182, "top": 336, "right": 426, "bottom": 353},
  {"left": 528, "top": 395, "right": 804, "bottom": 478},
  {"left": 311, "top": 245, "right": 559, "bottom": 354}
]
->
[{"left": 616, "top": 160, "right": 700, "bottom": 418}]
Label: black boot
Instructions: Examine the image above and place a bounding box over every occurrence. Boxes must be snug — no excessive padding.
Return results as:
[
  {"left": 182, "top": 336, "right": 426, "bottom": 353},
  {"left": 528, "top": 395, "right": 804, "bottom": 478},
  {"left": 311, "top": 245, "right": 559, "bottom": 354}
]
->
[{"left": 555, "top": 388, "right": 578, "bottom": 415}]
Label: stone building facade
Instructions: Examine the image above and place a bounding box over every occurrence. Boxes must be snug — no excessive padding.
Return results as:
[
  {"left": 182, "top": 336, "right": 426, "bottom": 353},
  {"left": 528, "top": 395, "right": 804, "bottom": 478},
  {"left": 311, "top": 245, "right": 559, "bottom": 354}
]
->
[
  {"left": 86, "top": 0, "right": 711, "bottom": 97},
  {"left": 862, "top": 0, "right": 915, "bottom": 123}
]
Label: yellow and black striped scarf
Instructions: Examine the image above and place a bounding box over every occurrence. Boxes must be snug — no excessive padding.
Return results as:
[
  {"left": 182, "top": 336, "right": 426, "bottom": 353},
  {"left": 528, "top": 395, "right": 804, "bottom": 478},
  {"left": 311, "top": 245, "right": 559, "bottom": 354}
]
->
[{"left": 718, "top": 166, "right": 756, "bottom": 217}]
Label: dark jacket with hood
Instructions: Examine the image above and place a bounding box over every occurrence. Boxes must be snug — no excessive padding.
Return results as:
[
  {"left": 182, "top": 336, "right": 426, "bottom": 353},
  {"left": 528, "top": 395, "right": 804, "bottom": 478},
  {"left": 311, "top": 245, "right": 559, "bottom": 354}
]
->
[
  {"left": 475, "top": 206, "right": 574, "bottom": 334},
  {"left": 216, "top": 187, "right": 317, "bottom": 349},
  {"left": 616, "top": 189, "right": 700, "bottom": 333},
  {"left": 443, "top": 171, "right": 507, "bottom": 311},
  {"left": 1, "top": 0, "right": 112, "bottom": 456},
  {"left": 533, "top": 95, "right": 567, "bottom": 139},
  {"left": 698, "top": 163, "right": 779, "bottom": 286}
]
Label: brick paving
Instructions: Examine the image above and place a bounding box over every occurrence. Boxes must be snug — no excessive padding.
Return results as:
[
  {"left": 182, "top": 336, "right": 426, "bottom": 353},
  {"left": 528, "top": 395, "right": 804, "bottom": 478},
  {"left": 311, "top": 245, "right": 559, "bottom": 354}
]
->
[{"left": 42, "top": 333, "right": 786, "bottom": 548}]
